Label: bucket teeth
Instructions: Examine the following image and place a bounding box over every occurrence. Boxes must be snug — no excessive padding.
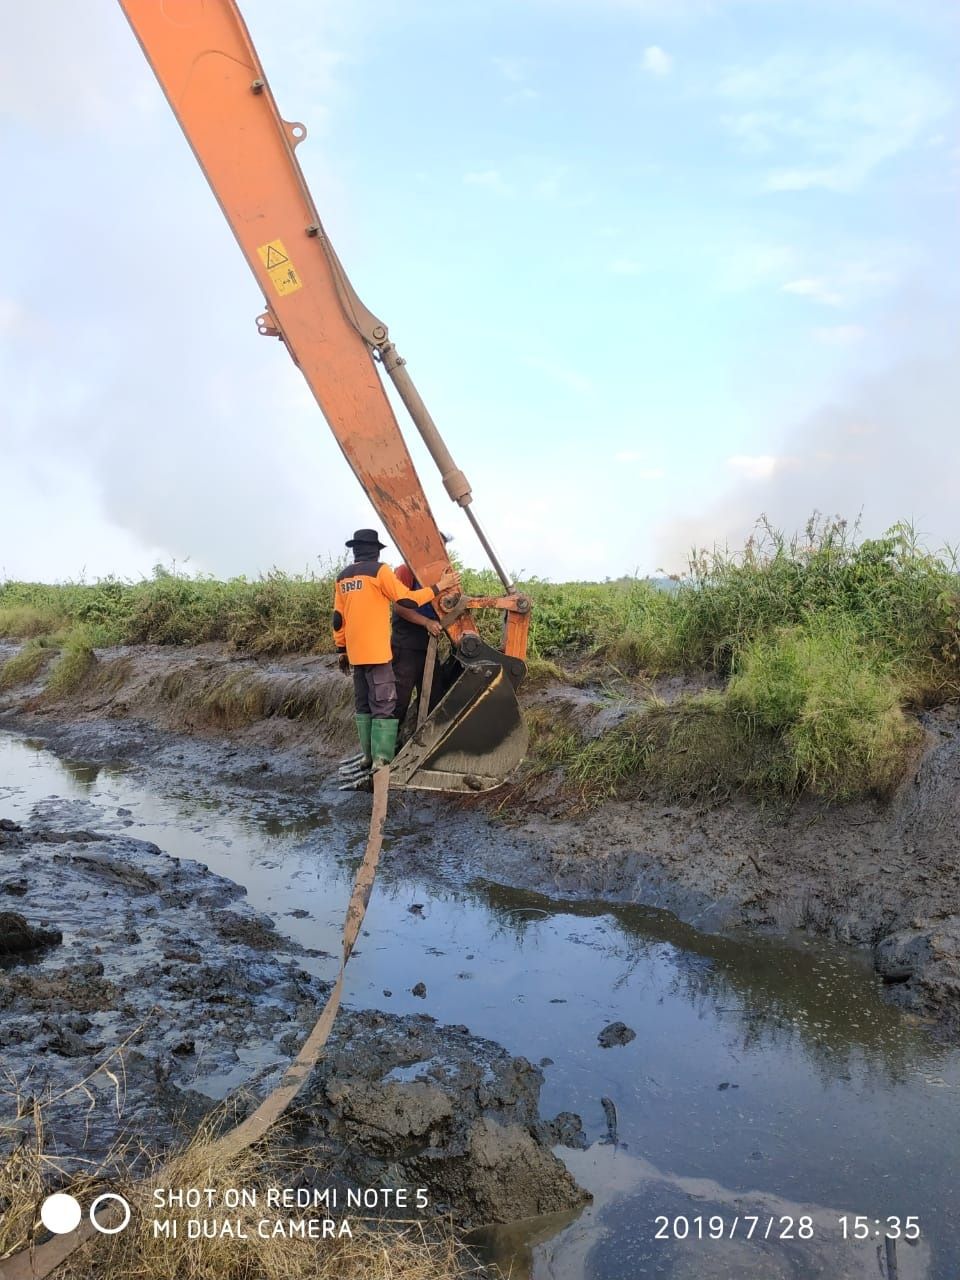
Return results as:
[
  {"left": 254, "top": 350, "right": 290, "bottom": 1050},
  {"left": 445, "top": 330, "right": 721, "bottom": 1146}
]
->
[
  {"left": 338, "top": 751, "right": 369, "bottom": 771},
  {"left": 338, "top": 762, "right": 371, "bottom": 777},
  {"left": 338, "top": 761, "right": 372, "bottom": 780},
  {"left": 338, "top": 770, "right": 373, "bottom": 792}
]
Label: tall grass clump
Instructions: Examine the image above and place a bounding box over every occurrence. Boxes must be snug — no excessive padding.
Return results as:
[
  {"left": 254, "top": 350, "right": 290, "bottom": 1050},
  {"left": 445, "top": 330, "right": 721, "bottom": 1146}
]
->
[
  {"left": 644, "top": 694, "right": 796, "bottom": 802},
  {"left": 0, "top": 604, "right": 71, "bottom": 641},
  {"left": 526, "top": 610, "right": 922, "bottom": 807},
  {"left": 673, "top": 517, "right": 960, "bottom": 684},
  {"left": 728, "top": 618, "right": 921, "bottom": 800},
  {"left": 559, "top": 711, "right": 656, "bottom": 800},
  {"left": 122, "top": 570, "right": 241, "bottom": 646},
  {"left": 0, "top": 641, "right": 53, "bottom": 691},
  {"left": 526, "top": 697, "right": 792, "bottom": 808},
  {"left": 44, "top": 631, "right": 97, "bottom": 697}
]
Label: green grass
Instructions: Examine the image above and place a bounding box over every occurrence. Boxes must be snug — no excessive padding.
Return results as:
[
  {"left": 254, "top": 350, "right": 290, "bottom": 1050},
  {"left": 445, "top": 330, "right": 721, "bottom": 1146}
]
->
[
  {"left": 726, "top": 617, "right": 921, "bottom": 800},
  {"left": 0, "top": 640, "right": 52, "bottom": 691},
  {"left": 2, "top": 517, "right": 958, "bottom": 804},
  {"left": 528, "top": 660, "right": 916, "bottom": 809},
  {"left": 0, "top": 568, "right": 339, "bottom": 655},
  {"left": 0, "top": 604, "right": 71, "bottom": 640},
  {"left": 156, "top": 663, "right": 354, "bottom": 736},
  {"left": 509, "top": 518, "right": 960, "bottom": 806},
  {"left": 525, "top": 696, "right": 794, "bottom": 808},
  {"left": 43, "top": 632, "right": 98, "bottom": 697}
]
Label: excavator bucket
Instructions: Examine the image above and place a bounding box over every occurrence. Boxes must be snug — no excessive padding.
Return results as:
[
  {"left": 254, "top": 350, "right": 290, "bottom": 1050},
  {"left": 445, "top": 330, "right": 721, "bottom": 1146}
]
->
[{"left": 388, "top": 640, "right": 528, "bottom": 793}]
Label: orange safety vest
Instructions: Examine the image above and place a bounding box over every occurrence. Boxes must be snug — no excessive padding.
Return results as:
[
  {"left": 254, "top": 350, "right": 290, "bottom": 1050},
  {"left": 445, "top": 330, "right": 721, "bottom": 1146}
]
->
[{"left": 332, "top": 560, "right": 437, "bottom": 666}]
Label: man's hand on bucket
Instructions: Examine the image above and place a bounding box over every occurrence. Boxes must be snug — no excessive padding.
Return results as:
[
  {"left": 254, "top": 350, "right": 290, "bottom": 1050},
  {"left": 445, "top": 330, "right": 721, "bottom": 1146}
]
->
[{"left": 436, "top": 568, "right": 460, "bottom": 595}]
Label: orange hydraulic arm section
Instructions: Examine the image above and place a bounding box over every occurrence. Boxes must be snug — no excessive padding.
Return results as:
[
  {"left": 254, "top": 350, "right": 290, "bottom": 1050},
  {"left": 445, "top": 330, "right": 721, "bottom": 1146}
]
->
[{"left": 118, "top": 0, "right": 529, "bottom": 792}]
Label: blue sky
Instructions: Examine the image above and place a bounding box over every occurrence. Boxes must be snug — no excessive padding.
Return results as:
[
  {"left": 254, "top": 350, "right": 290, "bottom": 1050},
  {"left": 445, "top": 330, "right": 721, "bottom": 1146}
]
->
[{"left": 1, "top": 0, "right": 957, "bottom": 581}]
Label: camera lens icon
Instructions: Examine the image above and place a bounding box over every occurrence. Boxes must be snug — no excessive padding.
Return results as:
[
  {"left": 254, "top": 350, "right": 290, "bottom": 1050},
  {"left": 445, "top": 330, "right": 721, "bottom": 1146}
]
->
[
  {"left": 89, "top": 1193, "right": 132, "bottom": 1234},
  {"left": 40, "top": 1192, "right": 132, "bottom": 1235},
  {"left": 40, "top": 1194, "right": 81, "bottom": 1235}
]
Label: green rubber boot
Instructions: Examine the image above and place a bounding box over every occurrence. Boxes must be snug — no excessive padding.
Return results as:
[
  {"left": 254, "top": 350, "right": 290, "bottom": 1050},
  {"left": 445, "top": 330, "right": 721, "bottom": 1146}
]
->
[
  {"left": 371, "top": 717, "right": 400, "bottom": 768},
  {"left": 355, "top": 713, "right": 373, "bottom": 765}
]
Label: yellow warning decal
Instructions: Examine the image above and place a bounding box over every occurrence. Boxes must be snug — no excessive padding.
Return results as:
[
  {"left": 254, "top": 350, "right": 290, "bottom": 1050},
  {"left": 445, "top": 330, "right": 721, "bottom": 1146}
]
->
[{"left": 257, "top": 239, "right": 302, "bottom": 296}]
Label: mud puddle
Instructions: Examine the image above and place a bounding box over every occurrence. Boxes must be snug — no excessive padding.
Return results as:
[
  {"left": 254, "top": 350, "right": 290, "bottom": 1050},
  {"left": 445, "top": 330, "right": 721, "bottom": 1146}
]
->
[{"left": 3, "top": 731, "right": 960, "bottom": 1278}]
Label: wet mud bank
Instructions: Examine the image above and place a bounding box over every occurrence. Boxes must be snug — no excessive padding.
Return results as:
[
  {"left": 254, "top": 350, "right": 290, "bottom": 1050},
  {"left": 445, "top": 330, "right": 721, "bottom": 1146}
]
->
[
  {"left": 0, "top": 811, "right": 586, "bottom": 1228},
  {"left": 514, "top": 689, "right": 960, "bottom": 1032},
  {"left": 6, "top": 699, "right": 960, "bottom": 1276},
  {"left": 2, "top": 639, "right": 960, "bottom": 1031}
]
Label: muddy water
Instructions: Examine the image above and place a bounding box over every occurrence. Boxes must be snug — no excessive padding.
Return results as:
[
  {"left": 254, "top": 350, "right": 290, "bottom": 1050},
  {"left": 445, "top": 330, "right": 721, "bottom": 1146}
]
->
[{"left": 3, "top": 732, "right": 960, "bottom": 1279}]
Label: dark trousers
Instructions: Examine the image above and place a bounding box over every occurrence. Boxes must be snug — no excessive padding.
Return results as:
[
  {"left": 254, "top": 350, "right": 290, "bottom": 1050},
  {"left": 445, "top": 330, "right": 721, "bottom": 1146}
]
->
[
  {"left": 393, "top": 646, "right": 443, "bottom": 728},
  {"left": 353, "top": 662, "right": 397, "bottom": 718},
  {"left": 394, "top": 647, "right": 425, "bottom": 728}
]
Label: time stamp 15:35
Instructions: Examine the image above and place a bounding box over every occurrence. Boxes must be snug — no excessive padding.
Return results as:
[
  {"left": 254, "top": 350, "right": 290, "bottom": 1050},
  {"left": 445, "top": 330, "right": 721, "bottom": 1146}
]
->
[{"left": 652, "top": 1214, "right": 922, "bottom": 1242}]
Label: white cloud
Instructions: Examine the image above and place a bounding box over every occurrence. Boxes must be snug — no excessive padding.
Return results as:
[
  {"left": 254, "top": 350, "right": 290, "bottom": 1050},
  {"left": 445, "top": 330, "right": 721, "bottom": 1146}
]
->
[
  {"left": 522, "top": 0, "right": 740, "bottom": 15},
  {"left": 765, "top": 166, "right": 838, "bottom": 192},
  {"left": 493, "top": 56, "right": 529, "bottom": 83},
  {"left": 782, "top": 277, "right": 844, "bottom": 307},
  {"left": 717, "top": 240, "right": 913, "bottom": 307},
  {"left": 717, "top": 242, "right": 799, "bottom": 291},
  {"left": 507, "top": 86, "right": 540, "bottom": 103},
  {"left": 641, "top": 46, "right": 674, "bottom": 76},
  {"left": 463, "top": 169, "right": 510, "bottom": 192},
  {"left": 0, "top": 2, "right": 143, "bottom": 133},
  {"left": 534, "top": 168, "right": 568, "bottom": 199},
  {"left": 721, "top": 110, "right": 781, "bottom": 154},
  {"left": 658, "top": 291, "right": 960, "bottom": 572},
  {"left": 726, "top": 455, "right": 797, "bottom": 480},
  {"left": 614, "top": 450, "right": 665, "bottom": 477},
  {"left": 717, "top": 51, "right": 953, "bottom": 191},
  {"left": 609, "top": 257, "right": 647, "bottom": 276},
  {"left": 0, "top": 297, "right": 26, "bottom": 336},
  {"left": 492, "top": 54, "right": 539, "bottom": 103},
  {"left": 814, "top": 324, "right": 866, "bottom": 346},
  {"left": 781, "top": 259, "right": 900, "bottom": 308}
]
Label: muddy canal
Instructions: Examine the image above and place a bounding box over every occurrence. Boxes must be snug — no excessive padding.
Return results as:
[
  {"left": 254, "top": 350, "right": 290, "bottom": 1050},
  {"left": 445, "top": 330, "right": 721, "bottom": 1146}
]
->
[{"left": 2, "top": 730, "right": 959, "bottom": 1278}]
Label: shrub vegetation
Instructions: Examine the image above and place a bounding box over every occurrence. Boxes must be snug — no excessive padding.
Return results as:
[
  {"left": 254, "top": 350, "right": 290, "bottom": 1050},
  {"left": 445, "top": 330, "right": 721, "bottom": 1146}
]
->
[{"left": 1, "top": 517, "right": 957, "bottom": 804}]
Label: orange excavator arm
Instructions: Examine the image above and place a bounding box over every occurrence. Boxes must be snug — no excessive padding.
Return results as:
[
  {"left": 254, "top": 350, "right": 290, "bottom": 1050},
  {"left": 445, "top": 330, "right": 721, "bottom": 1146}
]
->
[{"left": 117, "top": 0, "right": 529, "bottom": 792}]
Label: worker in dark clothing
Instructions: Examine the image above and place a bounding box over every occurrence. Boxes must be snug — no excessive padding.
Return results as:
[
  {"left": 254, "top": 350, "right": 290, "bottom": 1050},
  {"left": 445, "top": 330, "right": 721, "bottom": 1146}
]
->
[
  {"left": 333, "top": 528, "right": 459, "bottom": 773},
  {"left": 392, "top": 562, "right": 445, "bottom": 733}
]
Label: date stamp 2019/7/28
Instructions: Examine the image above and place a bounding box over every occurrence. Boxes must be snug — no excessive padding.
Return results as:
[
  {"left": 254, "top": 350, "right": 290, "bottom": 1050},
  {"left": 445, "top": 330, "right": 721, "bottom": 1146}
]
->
[{"left": 653, "top": 1214, "right": 921, "bottom": 1243}]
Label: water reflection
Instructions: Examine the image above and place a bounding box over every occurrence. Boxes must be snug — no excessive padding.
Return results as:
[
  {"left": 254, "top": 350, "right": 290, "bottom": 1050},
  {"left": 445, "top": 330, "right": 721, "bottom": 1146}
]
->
[
  {"left": 536, "top": 1145, "right": 932, "bottom": 1280},
  {"left": 468, "top": 1207, "right": 586, "bottom": 1279},
  {"left": 473, "top": 880, "right": 942, "bottom": 1084}
]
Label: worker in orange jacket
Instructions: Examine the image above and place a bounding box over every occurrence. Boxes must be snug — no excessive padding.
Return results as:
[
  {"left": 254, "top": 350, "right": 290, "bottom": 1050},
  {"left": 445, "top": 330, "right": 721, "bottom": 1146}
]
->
[{"left": 333, "top": 528, "right": 459, "bottom": 773}]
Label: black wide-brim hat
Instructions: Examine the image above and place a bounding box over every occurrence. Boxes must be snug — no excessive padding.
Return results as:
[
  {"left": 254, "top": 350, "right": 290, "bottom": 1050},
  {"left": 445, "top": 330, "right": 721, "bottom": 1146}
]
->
[{"left": 346, "top": 528, "right": 387, "bottom": 549}]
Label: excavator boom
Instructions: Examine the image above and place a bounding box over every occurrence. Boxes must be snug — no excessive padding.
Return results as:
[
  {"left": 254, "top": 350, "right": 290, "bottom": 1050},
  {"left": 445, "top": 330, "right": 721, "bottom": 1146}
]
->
[{"left": 117, "top": 0, "right": 528, "bottom": 791}]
